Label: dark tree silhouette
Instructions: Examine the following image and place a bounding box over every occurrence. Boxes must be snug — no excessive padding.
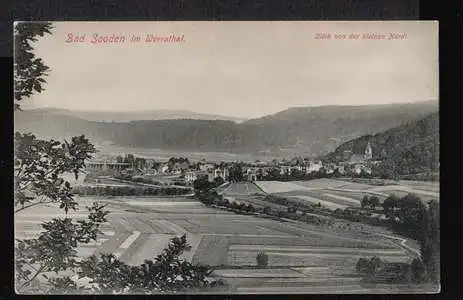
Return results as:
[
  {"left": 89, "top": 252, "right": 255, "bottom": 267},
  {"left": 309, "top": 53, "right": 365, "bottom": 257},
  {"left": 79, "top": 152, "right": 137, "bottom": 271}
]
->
[{"left": 14, "top": 22, "right": 53, "bottom": 111}]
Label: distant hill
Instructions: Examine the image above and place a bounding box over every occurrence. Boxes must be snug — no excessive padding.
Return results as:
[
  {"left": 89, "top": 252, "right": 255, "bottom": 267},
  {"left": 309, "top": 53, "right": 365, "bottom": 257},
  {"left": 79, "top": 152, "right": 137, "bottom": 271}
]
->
[
  {"left": 242, "top": 100, "right": 438, "bottom": 155},
  {"left": 325, "top": 112, "right": 439, "bottom": 174},
  {"left": 22, "top": 108, "right": 247, "bottom": 123},
  {"left": 14, "top": 101, "right": 438, "bottom": 156}
]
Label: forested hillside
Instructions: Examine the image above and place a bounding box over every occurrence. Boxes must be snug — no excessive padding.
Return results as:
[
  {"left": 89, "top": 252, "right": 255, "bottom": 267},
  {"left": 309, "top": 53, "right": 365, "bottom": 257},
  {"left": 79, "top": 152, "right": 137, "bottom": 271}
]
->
[{"left": 325, "top": 112, "right": 439, "bottom": 175}]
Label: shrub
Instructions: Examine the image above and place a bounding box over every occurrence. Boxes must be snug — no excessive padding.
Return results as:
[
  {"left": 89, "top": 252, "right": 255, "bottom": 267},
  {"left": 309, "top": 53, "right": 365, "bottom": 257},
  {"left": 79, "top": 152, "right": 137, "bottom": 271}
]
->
[
  {"left": 246, "top": 204, "right": 256, "bottom": 213},
  {"left": 356, "top": 256, "right": 384, "bottom": 275},
  {"left": 361, "top": 195, "right": 370, "bottom": 208},
  {"left": 410, "top": 258, "right": 426, "bottom": 283},
  {"left": 256, "top": 251, "right": 269, "bottom": 268},
  {"left": 230, "top": 201, "right": 239, "bottom": 210},
  {"left": 263, "top": 206, "right": 272, "bottom": 215},
  {"left": 369, "top": 196, "right": 380, "bottom": 209}
]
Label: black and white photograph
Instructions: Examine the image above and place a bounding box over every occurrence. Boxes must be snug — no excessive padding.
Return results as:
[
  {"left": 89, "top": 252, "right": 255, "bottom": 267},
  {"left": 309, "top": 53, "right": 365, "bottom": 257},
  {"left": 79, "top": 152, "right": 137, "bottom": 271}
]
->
[{"left": 14, "top": 21, "right": 439, "bottom": 294}]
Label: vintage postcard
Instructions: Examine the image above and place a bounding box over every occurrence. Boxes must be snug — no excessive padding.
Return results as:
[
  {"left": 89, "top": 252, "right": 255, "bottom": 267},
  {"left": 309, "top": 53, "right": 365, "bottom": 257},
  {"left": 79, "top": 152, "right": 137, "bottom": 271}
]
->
[{"left": 14, "top": 21, "right": 439, "bottom": 294}]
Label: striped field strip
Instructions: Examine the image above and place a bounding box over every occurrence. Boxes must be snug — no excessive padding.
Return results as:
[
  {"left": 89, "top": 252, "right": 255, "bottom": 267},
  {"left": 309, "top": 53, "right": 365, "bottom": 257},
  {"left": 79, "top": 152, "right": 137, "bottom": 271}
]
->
[
  {"left": 233, "top": 251, "right": 408, "bottom": 259},
  {"left": 203, "top": 233, "right": 291, "bottom": 238},
  {"left": 157, "top": 220, "right": 187, "bottom": 235},
  {"left": 79, "top": 238, "right": 109, "bottom": 248},
  {"left": 236, "top": 285, "right": 368, "bottom": 293},
  {"left": 113, "top": 231, "right": 141, "bottom": 258},
  {"left": 322, "top": 193, "right": 361, "bottom": 204},
  {"left": 229, "top": 245, "right": 405, "bottom": 255}
]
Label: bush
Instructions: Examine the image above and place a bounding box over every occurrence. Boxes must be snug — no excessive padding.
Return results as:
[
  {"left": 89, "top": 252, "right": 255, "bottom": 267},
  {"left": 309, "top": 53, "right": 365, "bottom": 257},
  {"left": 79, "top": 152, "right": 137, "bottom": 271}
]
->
[
  {"left": 356, "top": 256, "right": 383, "bottom": 275},
  {"left": 361, "top": 195, "right": 370, "bottom": 208},
  {"left": 230, "top": 201, "right": 239, "bottom": 210},
  {"left": 410, "top": 258, "right": 426, "bottom": 282},
  {"left": 369, "top": 196, "right": 380, "bottom": 208},
  {"left": 256, "top": 251, "right": 269, "bottom": 268},
  {"left": 263, "top": 206, "right": 272, "bottom": 215},
  {"left": 246, "top": 204, "right": 256, "bottom": 213}
]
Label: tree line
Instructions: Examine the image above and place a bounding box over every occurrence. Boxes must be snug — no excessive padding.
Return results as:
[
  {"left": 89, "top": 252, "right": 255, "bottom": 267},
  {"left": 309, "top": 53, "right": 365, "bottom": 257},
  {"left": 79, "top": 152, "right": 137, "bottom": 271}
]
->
[{"left": 72, "top": 185, "right": 192, "bottom": 197}]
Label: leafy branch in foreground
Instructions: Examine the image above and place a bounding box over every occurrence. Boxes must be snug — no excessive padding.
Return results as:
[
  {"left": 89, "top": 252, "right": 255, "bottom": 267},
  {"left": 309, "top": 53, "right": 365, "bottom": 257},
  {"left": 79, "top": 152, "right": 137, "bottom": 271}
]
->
[
  {"left": 14, "top": 22, "right": 53, "bottom": 110},
  {"left": 15, "top": 202, "right": 109, "bottom": 293},
  {"left": 14, "top": 132, "right": 96, "bottom": 213},
  {"left": 77, "top": 234, "right": 224, "bottom": 294}
]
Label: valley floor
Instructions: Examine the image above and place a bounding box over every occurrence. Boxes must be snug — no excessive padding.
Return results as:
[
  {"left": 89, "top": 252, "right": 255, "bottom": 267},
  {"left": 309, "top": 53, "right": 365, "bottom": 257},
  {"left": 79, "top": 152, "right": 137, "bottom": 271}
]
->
[{"left": 15, "top": 187, "right": 439, "bottom": 294}]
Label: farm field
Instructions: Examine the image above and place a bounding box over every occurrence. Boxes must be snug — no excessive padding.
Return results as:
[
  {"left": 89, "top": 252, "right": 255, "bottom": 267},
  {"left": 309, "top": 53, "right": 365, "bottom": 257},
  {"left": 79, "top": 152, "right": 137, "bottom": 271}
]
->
[
  {"left": 15, "top": 193, "right": 431, "bottom": 293},
  {"left": 330, "top": 182, "right": 378, "bottom": 190},
  {"left": 252, "top": 179, "right": 439, "bottom": 209},
  {"left": 217, "top": 182, "right": 265, "bottom": 196},
  {"left": 338, "top": 178, "right": 440, "bottom": 196},
  {"left": 292, "top": 179, "right": 356, "bottom": 189},
  {"left": 322, "top": 190, "right": 387, "bottom": 202},
  {"left": 275, "top": 190, "right": 358, "bottom": 209},
  {"left": 398, "top": 180, "right": 439, "bottom": 193},
  {"left": 285, "top": 195, "right": 348, "bottom": 210},
  {"left": 254, "top": 181, "right": 311, "bottom": 194}
]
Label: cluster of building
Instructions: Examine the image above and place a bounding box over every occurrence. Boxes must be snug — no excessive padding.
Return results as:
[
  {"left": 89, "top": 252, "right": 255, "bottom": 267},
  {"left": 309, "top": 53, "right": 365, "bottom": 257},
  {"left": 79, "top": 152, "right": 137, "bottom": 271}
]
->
[
  {"left": 86, "top": 158, "right": 229, "bottom": 184},
  {"left": 85, "top": 141, "right": 379, "bottom": 184}
]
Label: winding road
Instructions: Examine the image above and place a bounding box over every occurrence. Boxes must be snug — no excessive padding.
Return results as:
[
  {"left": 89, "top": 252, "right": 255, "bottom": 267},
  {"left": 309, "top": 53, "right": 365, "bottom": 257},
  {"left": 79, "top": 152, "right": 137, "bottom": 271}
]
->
[{"left": 376, "top": 233, "right": 421, "bottom": 259}]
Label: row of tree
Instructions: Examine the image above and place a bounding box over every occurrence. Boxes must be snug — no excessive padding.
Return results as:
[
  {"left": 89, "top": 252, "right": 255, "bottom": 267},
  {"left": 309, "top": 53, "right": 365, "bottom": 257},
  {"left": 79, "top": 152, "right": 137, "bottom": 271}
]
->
[
  {"left": 199, "top": 194, "right": 258, "bottom": 214},
  {"left": 195, "top": 188, "right": 327, "bottom": 227},
  {"left": 73, "top": 185, "right": 191, "bottom": 197}
]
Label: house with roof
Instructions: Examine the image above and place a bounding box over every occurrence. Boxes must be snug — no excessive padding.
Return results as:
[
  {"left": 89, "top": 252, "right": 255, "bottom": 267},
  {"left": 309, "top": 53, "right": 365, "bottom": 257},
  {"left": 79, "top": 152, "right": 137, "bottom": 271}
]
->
[
  {"left": 199, "top": 163, "right": 215, "bottom": 172},
  {"left": 214, "top": 168, "right": 230, "bottom": 180},
  {"left": 245, "top": 168, "right": 257, "bottom": 182},
  {"left": 325, "top": 164, "right": 336, "bottom": 175},
  {"left": 307, "top": 161, "right": 323, "bottom": 173},
  {"left": 185, "top": 171, "right": 197, "bottom": 184},
  {"left": 280, "top": 166, "right": 292, "bottom": 175},
  {"left": 195, "top": 170, "right": 215, "bottom": 182},
  {"left": 171, "top": 162, "right": 190, "bottom": 173},
  {"left": 160, "top": 164, "right": 170, "bottom": 174},
  {"left": 336, "top": 165, "right": 346, "bottom": 175},
  {"left": 87, "top": 160, "right": 131, "bottom": 172},
  {"left": 352, "top": 164, "right": 372, "bottom": 175}
]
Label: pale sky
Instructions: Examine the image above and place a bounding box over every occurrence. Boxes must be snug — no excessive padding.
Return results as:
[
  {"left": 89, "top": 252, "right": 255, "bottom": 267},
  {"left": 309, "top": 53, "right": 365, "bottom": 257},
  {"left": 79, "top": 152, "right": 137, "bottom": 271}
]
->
[{"left": 20, "top": 21, "right": 438, "bottom": 118}]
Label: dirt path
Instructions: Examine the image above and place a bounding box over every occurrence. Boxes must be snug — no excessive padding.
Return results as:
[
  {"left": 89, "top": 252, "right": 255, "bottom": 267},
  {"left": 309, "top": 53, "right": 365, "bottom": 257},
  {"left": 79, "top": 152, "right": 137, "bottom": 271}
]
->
[{"left": 375, "top": 233, "right": 421, "bottom": 258}]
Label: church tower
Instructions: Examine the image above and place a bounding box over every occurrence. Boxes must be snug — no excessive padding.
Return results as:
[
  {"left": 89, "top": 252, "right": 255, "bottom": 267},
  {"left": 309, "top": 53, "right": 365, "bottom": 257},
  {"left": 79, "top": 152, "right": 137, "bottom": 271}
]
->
[{"left": 364, "top": 142, "right": 373, "bottom": 160}]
